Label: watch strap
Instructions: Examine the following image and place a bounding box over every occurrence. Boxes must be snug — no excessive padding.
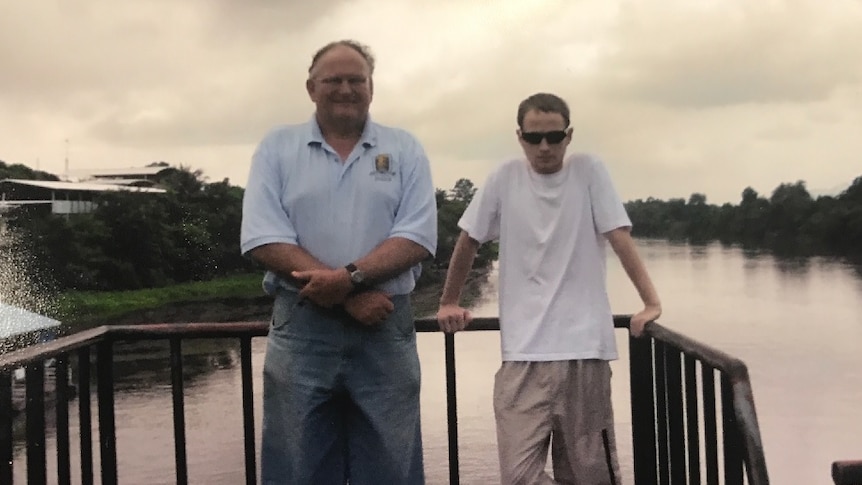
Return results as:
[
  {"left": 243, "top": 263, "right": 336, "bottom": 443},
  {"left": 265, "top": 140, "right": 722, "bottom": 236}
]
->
[{"left": 344, "top": 263, "right": 368, "bottom": 292}]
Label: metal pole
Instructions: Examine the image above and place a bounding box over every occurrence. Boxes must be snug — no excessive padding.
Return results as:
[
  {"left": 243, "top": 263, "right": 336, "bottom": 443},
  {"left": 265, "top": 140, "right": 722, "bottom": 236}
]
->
[{"left": 444, "top": 333, "right": 460, "bottom": 485}]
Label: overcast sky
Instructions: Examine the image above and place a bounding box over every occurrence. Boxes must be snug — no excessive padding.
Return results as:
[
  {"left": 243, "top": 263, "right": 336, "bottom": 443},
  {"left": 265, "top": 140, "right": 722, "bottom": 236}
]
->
[{"left": 1, "top": 0, "right": 860, "bottom": 204}]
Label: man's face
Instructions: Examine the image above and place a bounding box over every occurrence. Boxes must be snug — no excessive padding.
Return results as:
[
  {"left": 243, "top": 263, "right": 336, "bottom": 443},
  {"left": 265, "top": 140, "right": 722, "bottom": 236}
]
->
[
  {"left": 306, "top": 45, "right": 373, "bottom": 127},
  {"left": 517, "top": 109, "right": 572, "bottom": 174}
]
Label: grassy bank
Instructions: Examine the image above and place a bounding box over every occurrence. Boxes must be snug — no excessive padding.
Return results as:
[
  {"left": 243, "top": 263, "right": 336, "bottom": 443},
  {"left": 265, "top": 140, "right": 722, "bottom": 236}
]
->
[
  {"left": 57, "top": 269, "right": 491, "bottom": 331},
  {"left": 58, "top": 272, "right": 265, "bottom": 327}
]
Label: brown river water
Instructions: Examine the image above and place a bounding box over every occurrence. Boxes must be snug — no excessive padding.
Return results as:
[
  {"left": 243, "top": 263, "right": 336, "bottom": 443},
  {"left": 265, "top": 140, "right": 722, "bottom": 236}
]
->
[{"left": 11, "top": 240, "right": 862, "bottom": 484}]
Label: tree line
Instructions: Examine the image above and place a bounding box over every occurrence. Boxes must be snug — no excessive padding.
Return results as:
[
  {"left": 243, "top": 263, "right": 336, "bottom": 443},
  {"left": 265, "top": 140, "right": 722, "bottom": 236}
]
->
[
  {"left": 0, "top": 161, "right": 495, "bottom": 293},
  {"left": 2, "top": 159, "right": 860, "bottom": 295},
  {"left": 625, "top": 178, "right": 862, "bottom": 260}
]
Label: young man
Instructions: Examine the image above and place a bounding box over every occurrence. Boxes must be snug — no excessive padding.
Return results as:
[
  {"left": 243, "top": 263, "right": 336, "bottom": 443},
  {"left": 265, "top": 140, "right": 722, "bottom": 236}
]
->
[
  {"left": 241, "top": 40, "right": 437, "bottom": 484},
  {"left": 436, "top": 93, "right": 661, "bottom": 484}
]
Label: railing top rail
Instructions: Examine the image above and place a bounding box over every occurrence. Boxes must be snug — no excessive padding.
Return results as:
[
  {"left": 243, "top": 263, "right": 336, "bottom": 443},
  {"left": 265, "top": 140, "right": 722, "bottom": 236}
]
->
[
  {"left": 433, "top": 316, "right": 752, "bottom": 379},
  {"left": 1, "top": 316, "right": 631, "bottom": 370},
  {"left": 645, "top": 321, "right": 749, "bottom": 378},
  {"left": 0, "top": 325, "right": 109, "bottom": 371},
  {"left": 413, "top": 316, "right": 631, "bottom": 332},
  {"left": 0, "top": 322, "right": 272, "bottom": 371},
  {"left": 106, "top": 321, "right": 271, "bottom": 339},
  {"left": 2, "top": 315, "right": 741, "bottom": 380}
]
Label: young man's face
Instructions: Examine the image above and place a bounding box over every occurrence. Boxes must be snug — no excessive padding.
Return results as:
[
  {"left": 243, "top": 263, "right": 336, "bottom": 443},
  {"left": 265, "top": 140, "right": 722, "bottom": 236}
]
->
[{"left": 517, "top": 109, "right": 573, "bottom": 174}]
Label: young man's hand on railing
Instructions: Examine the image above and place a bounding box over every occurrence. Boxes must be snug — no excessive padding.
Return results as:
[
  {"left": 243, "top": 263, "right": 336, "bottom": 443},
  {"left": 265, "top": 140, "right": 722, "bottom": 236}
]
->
[
  {"left": 437, "top": 304, "right": 473, "bottom": 333},
  {"left": 630, "top": 303, "right": 661, "bottom": 337}
]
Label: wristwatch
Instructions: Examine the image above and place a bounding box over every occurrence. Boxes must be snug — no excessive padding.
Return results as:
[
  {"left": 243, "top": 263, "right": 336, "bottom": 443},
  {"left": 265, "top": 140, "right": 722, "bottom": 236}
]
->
[{"left": 344, "top": 263, "right": 366, "bottom": 288}]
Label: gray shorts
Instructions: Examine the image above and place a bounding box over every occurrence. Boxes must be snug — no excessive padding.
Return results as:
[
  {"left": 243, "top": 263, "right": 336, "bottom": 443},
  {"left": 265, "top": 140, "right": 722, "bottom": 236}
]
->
[{"left": 494, "top": 360, "right": 621, "bottom": 485}]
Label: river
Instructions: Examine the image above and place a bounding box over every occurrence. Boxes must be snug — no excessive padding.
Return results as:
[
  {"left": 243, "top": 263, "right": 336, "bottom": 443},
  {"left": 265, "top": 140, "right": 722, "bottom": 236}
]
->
[{"left": 11, "top": 240, "right": 862, "bottom": 484}]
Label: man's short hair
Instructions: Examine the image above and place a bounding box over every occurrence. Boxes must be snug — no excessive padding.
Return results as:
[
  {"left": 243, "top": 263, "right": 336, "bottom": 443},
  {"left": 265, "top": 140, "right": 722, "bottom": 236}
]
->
[
  {"left": 516, "top": 93, "right": 570, "bottom": 129},
  {"left": 309, "top": 40, "right": 375, "bottom": 76}
]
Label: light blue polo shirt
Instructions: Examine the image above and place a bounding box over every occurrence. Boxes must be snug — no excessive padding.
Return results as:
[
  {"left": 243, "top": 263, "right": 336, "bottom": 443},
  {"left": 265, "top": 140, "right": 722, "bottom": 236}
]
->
[{"left": 240, "top": 117, "right": 438, "bottom": 296}]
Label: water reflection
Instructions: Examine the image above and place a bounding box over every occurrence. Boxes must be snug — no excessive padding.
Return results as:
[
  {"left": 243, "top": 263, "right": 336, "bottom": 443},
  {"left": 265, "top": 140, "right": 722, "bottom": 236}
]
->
[
  {"left": 773, "top": 254, "right": 812, "bottom": 275},
  {"left": 688, "top": 242, "right": 709, "bottom": 259},
  {"left": 851, "top": 261, "right": 862, "bottom": 283},
  {"left": 107, "top": 340, "right": 241, "bottom": 392}
]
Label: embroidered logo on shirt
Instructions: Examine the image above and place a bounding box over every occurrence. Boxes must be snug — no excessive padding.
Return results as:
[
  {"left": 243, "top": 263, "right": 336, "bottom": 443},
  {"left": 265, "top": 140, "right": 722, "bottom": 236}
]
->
[{"left": 371, "top": 154, "right": 396, "bottom": 181}]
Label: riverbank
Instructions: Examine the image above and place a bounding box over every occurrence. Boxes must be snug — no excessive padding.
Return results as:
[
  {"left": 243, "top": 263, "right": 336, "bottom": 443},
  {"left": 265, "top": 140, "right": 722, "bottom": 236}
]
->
[{"left": 58, "top": 268, "right": 490, "bottom": 331}]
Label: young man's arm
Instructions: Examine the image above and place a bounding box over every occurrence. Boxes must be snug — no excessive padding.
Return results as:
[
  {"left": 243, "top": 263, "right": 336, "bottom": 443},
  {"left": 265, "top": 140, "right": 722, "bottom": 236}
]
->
[
  {"left": 605, "top": 227, "right": 662, "bottom": 337},
  {"left": 437, "top": 231, "right": 481, "bottom": 333}
]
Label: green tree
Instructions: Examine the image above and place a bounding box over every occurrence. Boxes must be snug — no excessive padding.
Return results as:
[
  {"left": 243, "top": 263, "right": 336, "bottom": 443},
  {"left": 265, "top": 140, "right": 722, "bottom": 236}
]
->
[
  {"left": 737, "top": 187, "right": 770, "bottom": 245},
  {"left": 620, "top": 176, "right": 860, "bottom": 261},
  {"left": 766, "top": 181, "right": 815, "bottom": 252},
  {"left": 685, "top": 193, "right": 715, "bottom": 243},
  {"left": 451, "top": 178, "right": 477, "bottom": 203},
  {"left": 418, "top": 179, "right": 498, "bottom": 289},
  {"left": 0, "top": 160, "right": 59, "bottom": 181}
]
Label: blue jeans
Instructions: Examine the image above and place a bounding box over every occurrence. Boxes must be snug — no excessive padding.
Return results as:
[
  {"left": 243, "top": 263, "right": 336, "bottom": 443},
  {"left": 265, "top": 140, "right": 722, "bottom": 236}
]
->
[{"left": 260, "top": 290, "right": 425, "bottom": 484}]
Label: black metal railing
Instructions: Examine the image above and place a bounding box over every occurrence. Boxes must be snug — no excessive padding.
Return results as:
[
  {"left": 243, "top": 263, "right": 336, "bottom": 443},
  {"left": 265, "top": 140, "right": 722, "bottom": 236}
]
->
[
  {"left": 627, "top": 322, "right": 770, "bottom": 485},
  {"left": 0, "top": 317, "right": 771, "bottom": 484}
]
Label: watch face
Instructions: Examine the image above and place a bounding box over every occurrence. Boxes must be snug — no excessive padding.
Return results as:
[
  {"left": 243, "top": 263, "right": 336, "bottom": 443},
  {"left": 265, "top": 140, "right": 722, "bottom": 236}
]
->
[{"left": 351, "top": 270, "right": 365, "bottom": 284}]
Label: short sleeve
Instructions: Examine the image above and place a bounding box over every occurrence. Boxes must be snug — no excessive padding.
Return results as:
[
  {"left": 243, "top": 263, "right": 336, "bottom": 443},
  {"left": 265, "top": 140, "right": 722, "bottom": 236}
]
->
[
  {"left": 240, "top": 130, "right": 299, "bottom": 255},
  {"left": 458, "top": 168, "right": 502, "bottom": 243},
  {"left": 587, "top": 156, "right": 632, "bottom": 234},
  {"left": 388, "top": 134, "right": 438, "bottom": 255}
]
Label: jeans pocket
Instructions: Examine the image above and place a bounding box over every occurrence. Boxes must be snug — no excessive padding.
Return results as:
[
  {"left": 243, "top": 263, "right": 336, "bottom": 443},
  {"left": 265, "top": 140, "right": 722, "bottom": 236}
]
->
[
  {"left": 392, "top": 297, "right": 416, "bottom": 340},
  {"left": 271, "top": 291, "right": 302, "bottom": 333}
]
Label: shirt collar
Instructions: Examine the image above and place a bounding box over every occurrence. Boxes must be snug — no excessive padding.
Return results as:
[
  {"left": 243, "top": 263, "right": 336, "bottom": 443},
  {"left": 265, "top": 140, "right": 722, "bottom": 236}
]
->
[{"left": 305, "top": 115, "right": 378, "bottom": 148}]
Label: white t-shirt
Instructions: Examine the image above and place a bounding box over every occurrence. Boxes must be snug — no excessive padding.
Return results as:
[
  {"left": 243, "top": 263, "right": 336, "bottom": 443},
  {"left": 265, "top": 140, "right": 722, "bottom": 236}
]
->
[{"left": 458, "top": 154, "right": 631, "bottom": 361}]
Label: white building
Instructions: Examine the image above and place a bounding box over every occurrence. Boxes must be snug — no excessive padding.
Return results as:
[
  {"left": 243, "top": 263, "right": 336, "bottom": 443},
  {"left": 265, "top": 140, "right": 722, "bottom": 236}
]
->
[{"left": 0, "top": 179, "right": 166, "bottom": 215}]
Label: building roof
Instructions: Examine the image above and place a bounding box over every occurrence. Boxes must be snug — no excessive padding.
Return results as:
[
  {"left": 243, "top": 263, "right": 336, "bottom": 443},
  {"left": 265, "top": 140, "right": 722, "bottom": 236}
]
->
[
  {"left": 70, "top": 166, "right": 171, "bottom": 178},
  {"left": 80, "top": 177, "right": 158, "bottom": 187},
  {"left": 1, "top": 179, "right": 166, "bottom": 193}
]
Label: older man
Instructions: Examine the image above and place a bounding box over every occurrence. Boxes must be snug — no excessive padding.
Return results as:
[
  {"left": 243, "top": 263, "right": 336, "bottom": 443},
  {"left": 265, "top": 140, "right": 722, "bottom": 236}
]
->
[{"left": 241, "top": 40, "right": 437, "bottom": 484}]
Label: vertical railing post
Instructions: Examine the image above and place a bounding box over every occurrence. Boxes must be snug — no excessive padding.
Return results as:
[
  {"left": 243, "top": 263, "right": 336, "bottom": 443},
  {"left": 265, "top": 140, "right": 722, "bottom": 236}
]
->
[
  {"left": 97, "top": 341, "right": 117, "bottom": 485},
  {"left": 733, "top": 371, "right": 769, "bottom": 485},
  {"left": 721, "top": 374, "right": 743, "bottom": 484},
  {"left": 26, "top": 361, "right": 47, "bottom": 485},
  {"left": 629, "top": 333, "right": 657, "bottom": 485},
  {"left": 654, "top": 341, "right": 669, "bottom": 485},
  {"left": 240, "top": 337, "right": 257, "bottom": 485},
  {"left": 702, "top": 366, "right": 719, "bottom": 485},
  {"left": 77, "top": 347, "right": 94, "bottom": 485},
  {"left": 684, "top": 355, "right": 701, "bottom": 485},
  {"left": 0, "top": 372, "right": 13, "bottom": 485},
  {"left": 55, "top": 356, "right": 71, "bottom": 485},
  {"left": 666, "top": 349, "right": 686, "bottom": 484},
  {"left": 444, "top": 332, "right": 460, "bottom": 485},
  {"left": 170, "top": 338, "right": 188, "bottom": 485}
]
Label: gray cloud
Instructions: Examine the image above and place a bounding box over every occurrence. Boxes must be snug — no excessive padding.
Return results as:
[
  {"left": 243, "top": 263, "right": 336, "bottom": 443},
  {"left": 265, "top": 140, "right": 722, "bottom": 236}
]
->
[
  {"left": 1, "top": 0, "right": 860, "bottom": 205},
  {"left": 599, "top": 2, "right": 862, "bottom": 108},
  {"left": 0, "top": 0, "right": 340, "bottom": 142},
  {"left": 201, "top": 0, "right": 353, "bottom": 44}
]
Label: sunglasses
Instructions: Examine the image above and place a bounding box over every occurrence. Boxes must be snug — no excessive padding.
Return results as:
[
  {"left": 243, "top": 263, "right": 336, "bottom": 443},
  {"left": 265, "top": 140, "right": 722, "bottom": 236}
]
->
[{"left": 520, "top": 130, "right": 568, "bottom": 145}]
